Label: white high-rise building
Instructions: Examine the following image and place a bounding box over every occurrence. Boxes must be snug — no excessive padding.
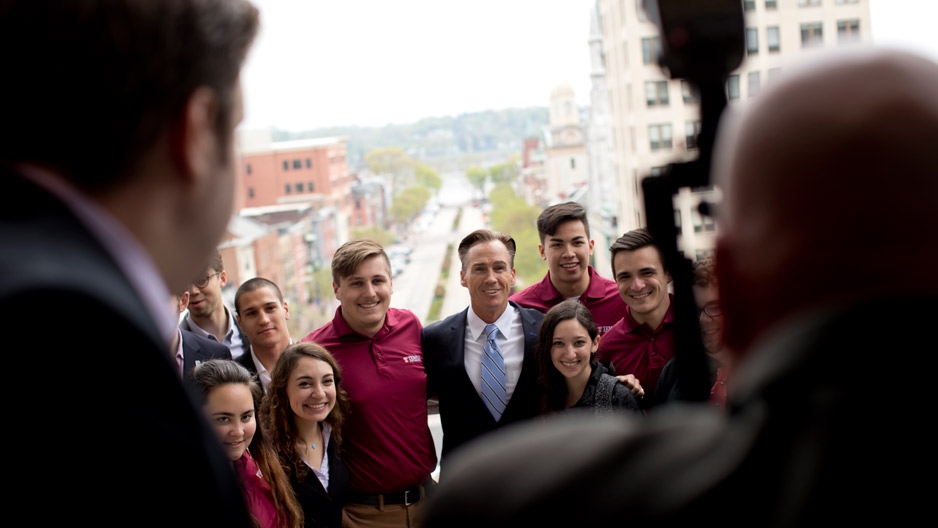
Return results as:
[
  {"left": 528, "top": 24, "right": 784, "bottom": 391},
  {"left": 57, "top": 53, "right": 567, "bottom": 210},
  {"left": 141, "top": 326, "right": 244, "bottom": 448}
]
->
[{"left": 594, "top": 0, "right": 872, "bottom": 259}]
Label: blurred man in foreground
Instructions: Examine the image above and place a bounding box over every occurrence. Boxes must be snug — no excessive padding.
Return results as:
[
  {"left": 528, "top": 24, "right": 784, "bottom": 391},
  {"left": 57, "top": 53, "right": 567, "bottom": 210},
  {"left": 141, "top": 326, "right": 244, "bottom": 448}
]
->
[
  {"left": 421, "top": 47, "right": 938, "bottom": 527},
  {"left": 0, "top": 1, "right": 259, "bottom": 525}
]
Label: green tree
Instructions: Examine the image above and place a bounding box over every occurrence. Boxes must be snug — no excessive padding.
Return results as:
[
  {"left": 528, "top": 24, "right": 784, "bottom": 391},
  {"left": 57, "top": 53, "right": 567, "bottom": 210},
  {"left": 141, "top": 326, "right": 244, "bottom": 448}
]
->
[
  {"left": 365, "top": 147, "right": 414, "bottom": 187},
  {"left": 415, "top": 162, "right": 442, "bottom": 194},
  {"left": 466, "top": 166, "right": 487, "bottom": 197},
  {"left": 350, "top": 225, "right": 396, "bottom": 247},
  {"left": 488, "top": 183, "right": 544, "bottom": 287},
  {"left": 488, "top": 155, "right": 520, "bottom": 184},
  {"left": 390, "top": 185, "right": 432, "bottom": 224}
]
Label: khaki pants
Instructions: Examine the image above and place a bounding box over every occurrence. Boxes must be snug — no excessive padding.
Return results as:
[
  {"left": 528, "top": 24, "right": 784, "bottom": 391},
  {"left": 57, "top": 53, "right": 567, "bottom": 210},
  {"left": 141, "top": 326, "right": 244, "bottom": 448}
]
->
[{"left": 342, "top": 499, "right": 424, "bottom": 528}]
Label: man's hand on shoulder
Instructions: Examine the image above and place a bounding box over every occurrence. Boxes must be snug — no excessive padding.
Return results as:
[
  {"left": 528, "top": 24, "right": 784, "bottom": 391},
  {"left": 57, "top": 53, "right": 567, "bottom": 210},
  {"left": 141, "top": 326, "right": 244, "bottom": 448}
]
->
[{"left": 616, "top": 374, "right": 645, "bottom": 399}]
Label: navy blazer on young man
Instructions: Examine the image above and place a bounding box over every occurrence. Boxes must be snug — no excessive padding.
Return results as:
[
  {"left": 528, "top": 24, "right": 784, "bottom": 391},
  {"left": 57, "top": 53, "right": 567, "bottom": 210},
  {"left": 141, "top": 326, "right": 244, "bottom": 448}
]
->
[
  {"left": 1, "top": 174, "right": 251, "bottom": 526},
  {"left": 235, "top": 346, "right": 259, "bottom": 378},
  {"left": 422, "top": 301, "right": 544, "bottom": 476},
  {"left": 181, "top": 328, "right": 233, "bottom": 380}
]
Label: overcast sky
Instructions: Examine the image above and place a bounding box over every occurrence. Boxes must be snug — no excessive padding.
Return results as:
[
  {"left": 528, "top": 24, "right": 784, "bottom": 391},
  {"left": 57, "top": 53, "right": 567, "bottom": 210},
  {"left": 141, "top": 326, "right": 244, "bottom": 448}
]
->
[{"left": 240, "top": 0, "right": 938, "bottom": 131}]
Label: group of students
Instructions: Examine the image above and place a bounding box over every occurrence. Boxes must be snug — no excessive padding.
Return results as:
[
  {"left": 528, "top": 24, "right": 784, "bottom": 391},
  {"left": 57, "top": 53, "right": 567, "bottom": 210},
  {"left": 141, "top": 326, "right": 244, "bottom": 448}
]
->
[
  {"left": 176, "top": 196, "right": 731, "bottom": 528},
  {"left": 6, "top": 1, "right": 936, "bottom": 526}
]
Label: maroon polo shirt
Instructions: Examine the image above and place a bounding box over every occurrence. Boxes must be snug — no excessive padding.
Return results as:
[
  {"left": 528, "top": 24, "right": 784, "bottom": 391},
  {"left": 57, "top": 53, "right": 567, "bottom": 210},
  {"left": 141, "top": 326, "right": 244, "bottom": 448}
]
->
[
  {"left": 510, "top": 265, "right": 627, "bottom": 335},
  {"left": 595, "top": 294, "right": 676, "bottom": 396},
  {"left": 302, "top": 307, "right": 437, "bottom": 493}
]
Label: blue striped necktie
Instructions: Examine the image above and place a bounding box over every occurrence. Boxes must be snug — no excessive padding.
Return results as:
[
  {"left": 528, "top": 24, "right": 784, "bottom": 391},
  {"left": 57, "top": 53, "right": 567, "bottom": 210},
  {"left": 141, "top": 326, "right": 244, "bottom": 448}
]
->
[{"left": 480, "top": 323, "right": 507, "bottom": 420}]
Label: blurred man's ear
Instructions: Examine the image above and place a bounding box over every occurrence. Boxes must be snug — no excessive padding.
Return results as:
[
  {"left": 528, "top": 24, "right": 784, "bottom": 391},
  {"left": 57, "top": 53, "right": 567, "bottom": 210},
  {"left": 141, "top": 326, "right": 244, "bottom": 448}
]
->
[{"left": 177, "top": 291, "right": 190, "bottom": 313}]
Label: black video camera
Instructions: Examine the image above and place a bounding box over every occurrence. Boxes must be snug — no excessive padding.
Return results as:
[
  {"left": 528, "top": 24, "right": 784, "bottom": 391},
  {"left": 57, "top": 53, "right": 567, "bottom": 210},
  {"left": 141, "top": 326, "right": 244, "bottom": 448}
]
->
[{"left": 639, "top": 0, "right": 744, "bottom": 403}]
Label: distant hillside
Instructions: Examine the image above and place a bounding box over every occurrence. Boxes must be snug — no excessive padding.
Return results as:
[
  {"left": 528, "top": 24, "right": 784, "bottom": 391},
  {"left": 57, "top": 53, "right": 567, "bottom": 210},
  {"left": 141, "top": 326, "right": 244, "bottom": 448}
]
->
[{"left": 271, "top": 107, "right": 549, "bottom": 172}]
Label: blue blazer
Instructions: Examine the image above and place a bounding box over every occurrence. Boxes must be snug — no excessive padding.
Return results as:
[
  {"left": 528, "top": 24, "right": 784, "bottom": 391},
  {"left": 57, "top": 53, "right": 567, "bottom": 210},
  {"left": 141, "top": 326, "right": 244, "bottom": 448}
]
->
[
  {"left": 181, "top": 328, "right": 232, "bottom": 380},
  {"left": 422, "top": 301, "right": 544, "bottom": 476}
]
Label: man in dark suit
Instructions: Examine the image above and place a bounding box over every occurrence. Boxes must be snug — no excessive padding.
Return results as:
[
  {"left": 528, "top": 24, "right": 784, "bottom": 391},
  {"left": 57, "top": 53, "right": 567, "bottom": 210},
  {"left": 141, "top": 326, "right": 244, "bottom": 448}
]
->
[
  {"left": 0, "top": 1, "right": 259, "bottom": 525},
  {"left": 181, "top": 249, "right": 252, "bottom": 359},
  {"left": 171, "top": 291, "right": 233, "bottom": 380},
  {"left": 421, "top": 48, "right": 938, "bottom": 527},
  {"left": 423, "top": 229, "right": 545, "bottom": 478}
]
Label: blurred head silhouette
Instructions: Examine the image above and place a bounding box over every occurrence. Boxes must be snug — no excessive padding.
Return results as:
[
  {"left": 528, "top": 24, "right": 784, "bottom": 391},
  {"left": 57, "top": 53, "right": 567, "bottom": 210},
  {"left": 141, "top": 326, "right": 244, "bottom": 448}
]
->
[{"left": 713, "top": 48, "right": 938, "bottom": 357}]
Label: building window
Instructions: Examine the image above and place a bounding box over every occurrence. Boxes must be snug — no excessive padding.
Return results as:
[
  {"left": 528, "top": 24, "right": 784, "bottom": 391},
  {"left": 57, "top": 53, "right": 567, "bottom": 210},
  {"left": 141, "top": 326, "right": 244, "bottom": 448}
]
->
[
  {"left": 748, "top": 71, "right": 761, "bottom": 97},
  {"left": 798, "top": 0, "right": 821, "bottom": 6},
  {"left": 295, "top": 183, "right": 303, "bottom": 193},
  {"left": 769, "top": 67, "right": 782, "bottom": 82},
  {"left": 282, "top": 160, "right": 289, "bottom": 171},
  {"left": 674, "top": 209, "right": 682, "bottom": 230},
  {"left": 692, "top": 209, "right": 716, "bottom": 233},
  {"left": 636, "top": 0, "right": 647, "bottom": 22},
  {"left": 744, "top": 0, "right": 755, "bottom": 11},
  {"left": 641, "top": 36, "right": 662, "bottom": 65},
  {"left": 649, "top": 123, "right": 673, "bottom": 151},
  {"left": 837, "top": 19, "right": 860, "bottom": 44},
  {"left": 685, "top": 120, "right": 702, "bottom": 150},
  {"left": 681, "top": 80, "right": 699, "bottom": 104},
  {"left": 245, "top": 163, "right": 252, "bottom": 175},
  {"left": 305, "top": 158, "right": 311, "bottom": 168},
  {"left": 650, "top": 166, "right": 668, "bottom": 176},
  {"left": 247, "top": 187, "right": 254, "bottom": 198},
  {"left": 765, "top": 0, "right": 777, "bottom": 8},
  {"left": 727, "top": 74, "right": 740, "bottom": 100},
  {"left": 292, "top": 159, "right": 302, "bottom": 169},
  {"left": 645, "top": 80, "right": 669, "bottom": 106},
  {"left": 307, "top": 182, "right": 314, "bottom": 192},
  {"left": 801, "top": 22, "right": 823, "bottom": 48},
  {"left": 767, "top": 26, "right": 781, "bottom": 52},
  {"left": 284, "top": 184, "right": 291, "bottom": 194},
  {"left": 746, "top": 27, "right": 759, "bottom": 55}
]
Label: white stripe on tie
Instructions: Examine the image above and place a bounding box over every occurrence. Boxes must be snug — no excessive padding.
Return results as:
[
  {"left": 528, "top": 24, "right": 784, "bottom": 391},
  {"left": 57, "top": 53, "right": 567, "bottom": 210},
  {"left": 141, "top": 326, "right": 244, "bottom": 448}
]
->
[{"left": 480, "top": 323, "right": 507, "bottom": 420}]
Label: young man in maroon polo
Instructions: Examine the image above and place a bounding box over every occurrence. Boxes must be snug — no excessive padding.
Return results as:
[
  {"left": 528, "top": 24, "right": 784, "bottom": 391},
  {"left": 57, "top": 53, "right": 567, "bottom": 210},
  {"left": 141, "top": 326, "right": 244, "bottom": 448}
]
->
[
  {"left": 595, "top": 228, "right": 675, "bottom": 409},
  {"left": 509, "top": 202, "right": 626, "bottom": 336},
  {"left": 302, "top": 239, "right": 436, "bottom": 528}
]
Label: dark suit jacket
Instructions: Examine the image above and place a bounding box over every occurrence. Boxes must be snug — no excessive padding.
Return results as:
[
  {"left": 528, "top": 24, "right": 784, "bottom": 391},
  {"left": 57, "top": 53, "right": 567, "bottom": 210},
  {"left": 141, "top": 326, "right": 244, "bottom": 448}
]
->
[
  {"left": 181, "top": 328, "right": 233, "bottom": 380},
  {"left": 293, "top": 437, "right": 349, "bottom": 528},
  {"left": 235, "top": 346, "right": 258, "bottom": 378},
  {"left": 179, "top": 310, "right": 251, "bottom": 358},
  {"left": 1, "top": 171, "right": 252, "bottom": 526},
  {"left": 421, "top": 298, "right": 936, "bottom": 527},
  {"left": 422, "top": 301, "right": 544, "bottom": 475}
]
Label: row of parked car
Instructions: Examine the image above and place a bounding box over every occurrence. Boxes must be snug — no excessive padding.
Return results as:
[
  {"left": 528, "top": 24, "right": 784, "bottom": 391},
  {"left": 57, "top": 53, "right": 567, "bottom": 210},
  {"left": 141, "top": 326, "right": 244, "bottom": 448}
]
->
[
  {"left": 387, "top": 243, "right": 413, "bottom": 278},
  {"left": 389, "top": 200, "right": 440, "bottom": 277}
]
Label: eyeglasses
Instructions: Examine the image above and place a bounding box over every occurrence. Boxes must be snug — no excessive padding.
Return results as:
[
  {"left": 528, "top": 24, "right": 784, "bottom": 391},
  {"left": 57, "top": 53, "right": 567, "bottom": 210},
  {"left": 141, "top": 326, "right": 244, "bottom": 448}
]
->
[
  {"left": 698, "top": 303, "right": 723, "bottom": 318},
  {"left": 193, "top": 271, "right": 220, "bottom": 289}
]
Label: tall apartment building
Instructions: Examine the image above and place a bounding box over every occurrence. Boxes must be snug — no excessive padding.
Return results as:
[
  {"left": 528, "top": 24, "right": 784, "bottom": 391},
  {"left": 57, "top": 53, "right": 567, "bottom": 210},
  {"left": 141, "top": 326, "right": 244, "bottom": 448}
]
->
[{"left": 594, "top": 0, "right": 872, "bottom": 259}]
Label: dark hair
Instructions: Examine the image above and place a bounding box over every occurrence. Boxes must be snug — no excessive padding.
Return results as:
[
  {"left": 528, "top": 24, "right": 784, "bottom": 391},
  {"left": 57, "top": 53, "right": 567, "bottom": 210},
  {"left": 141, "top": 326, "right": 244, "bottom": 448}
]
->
[
  {"left": 192, "top": 359, "right": 303, "bottom": 528},
  {"left": 608, "top": 228, "right": 665, "bottom": 277},
  {"left": 0, "top": 0, "right": 259, "bottom": 191},
  {"left": 261, "top": 342, "right": 351, "bottom": 483},
  {"left": 535, "top": 300, "right": 600, "bottom": 415},
  {"left": 209, "top": 249, "right": 225, "bottom": 274},
  {"left": 330, "top": 239, "right": 390, "bottom": 285},
  {"left": 537, "top": 202, "right": 590, "bottom": 243},
  {"left": 234, "top": 277, "right": 285, "bottom": 315},
  {"left": 693, "top": 255, "right": 718, "bottom": 287},
  {"left": 457, "top": 229, "right": 517, "bottom": 270}
]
